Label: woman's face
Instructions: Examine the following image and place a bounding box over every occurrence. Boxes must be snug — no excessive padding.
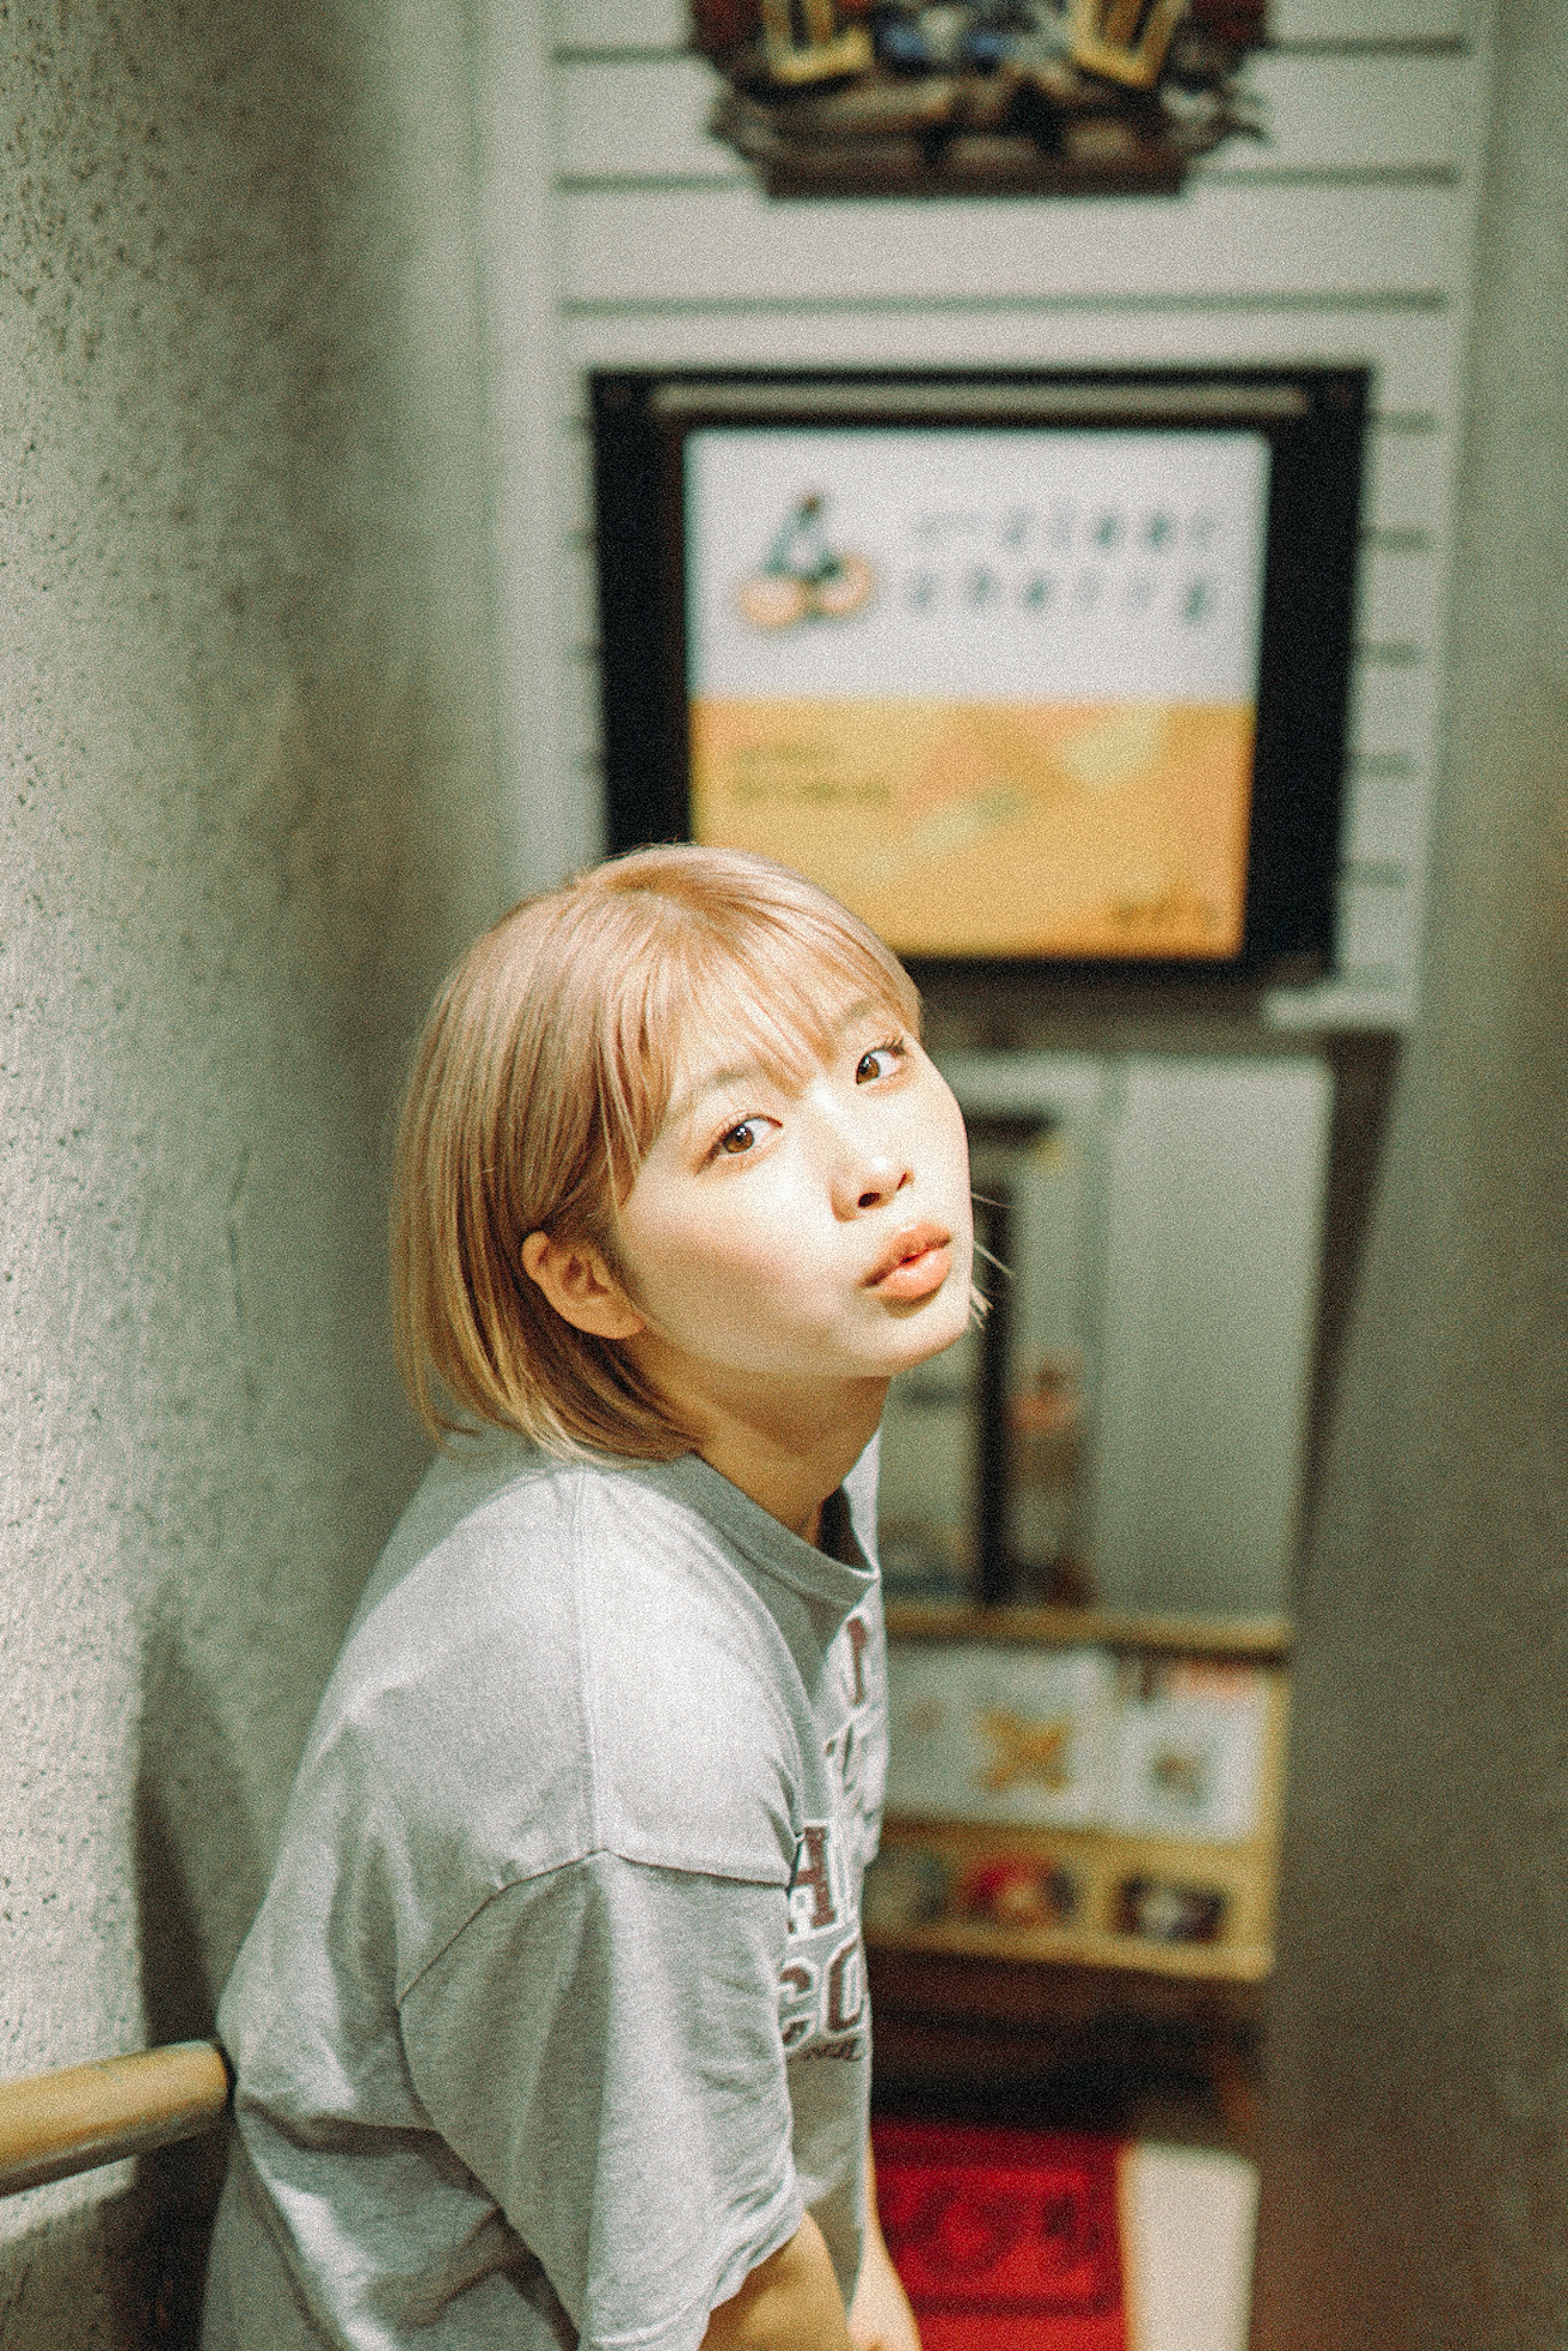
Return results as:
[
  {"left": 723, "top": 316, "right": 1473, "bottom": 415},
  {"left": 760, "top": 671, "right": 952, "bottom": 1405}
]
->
[{"left": 611, "top": 996, "right": 974, "bottom": 1422}]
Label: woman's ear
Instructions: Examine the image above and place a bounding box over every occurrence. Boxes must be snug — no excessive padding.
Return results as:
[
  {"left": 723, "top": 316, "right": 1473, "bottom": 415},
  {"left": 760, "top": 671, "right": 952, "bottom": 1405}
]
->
[{"left": 520, "top": 1231, "right": 646, "bottom": 1342}]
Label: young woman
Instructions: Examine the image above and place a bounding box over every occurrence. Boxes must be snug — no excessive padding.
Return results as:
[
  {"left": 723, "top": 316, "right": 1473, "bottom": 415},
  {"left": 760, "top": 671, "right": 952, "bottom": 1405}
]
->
[{"left": 202, "top": 846, "right": 975, "bottom": 2351}]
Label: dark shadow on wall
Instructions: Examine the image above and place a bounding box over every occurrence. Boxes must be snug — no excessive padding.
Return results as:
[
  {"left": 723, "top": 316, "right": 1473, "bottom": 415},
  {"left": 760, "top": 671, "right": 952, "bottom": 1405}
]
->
[
  {"left": 0, "top": 2193, "right": 151, "bottom": 2350},
  {"left": 0, "top": 1622, "right": 258, "bottom": 2351},
  {"left": 120, "top": 1618, "right": 262, "bottom": 2350},
  {"left": 1300, "top": 1032, "right": 1402, "bottom": 1510}
]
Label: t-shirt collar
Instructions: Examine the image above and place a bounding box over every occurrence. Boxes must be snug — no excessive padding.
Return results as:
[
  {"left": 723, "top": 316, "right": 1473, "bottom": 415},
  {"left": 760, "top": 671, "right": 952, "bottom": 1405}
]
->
[{"left": 623, "top": 1448, "right": 877, "bottom": 1616}]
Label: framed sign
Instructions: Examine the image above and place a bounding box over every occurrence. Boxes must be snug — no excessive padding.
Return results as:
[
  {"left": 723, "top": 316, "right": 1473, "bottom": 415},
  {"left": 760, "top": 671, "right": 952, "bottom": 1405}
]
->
[{"left": 592, "top": 368, "right": 1369, "bottom": 980}]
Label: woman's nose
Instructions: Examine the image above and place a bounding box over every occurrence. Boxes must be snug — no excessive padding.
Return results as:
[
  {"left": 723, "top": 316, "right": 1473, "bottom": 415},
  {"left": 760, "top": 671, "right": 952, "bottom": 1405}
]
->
[{"left": 831, "top": 1142, "right": 912, "bottom": 1220}]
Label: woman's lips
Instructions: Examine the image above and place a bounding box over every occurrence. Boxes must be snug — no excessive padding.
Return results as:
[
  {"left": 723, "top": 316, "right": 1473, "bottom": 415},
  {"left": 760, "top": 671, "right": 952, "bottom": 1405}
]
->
[{"left": 865, "top": 1223, "right": 953, "bottom": 1301}]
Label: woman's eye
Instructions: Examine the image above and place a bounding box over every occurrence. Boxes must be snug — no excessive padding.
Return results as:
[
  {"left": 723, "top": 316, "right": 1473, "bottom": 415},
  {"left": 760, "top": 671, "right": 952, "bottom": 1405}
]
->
[
  {"left": 856, "top": 1041, "right": 906, "bottom": 1084},
  {"left": 716, "top": 1118, "right": 766, "bottom": 1157}
]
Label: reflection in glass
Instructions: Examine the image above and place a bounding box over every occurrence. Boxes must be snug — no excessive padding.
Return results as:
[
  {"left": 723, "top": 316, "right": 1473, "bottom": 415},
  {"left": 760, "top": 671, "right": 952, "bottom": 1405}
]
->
[{"left": 878, "top": 1117, "right": 1091, "bottom": 1606}]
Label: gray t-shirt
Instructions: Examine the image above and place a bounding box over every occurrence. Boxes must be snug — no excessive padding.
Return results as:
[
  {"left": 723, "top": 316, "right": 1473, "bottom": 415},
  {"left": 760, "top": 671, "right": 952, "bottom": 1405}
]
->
[{"left": 203, "top": 1439, "right": 888, "bottom": 2351}]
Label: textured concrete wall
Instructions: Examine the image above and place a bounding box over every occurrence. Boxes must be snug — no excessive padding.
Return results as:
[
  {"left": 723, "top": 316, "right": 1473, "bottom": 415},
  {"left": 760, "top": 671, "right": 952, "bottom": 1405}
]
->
[
  {"left": 1252, "top": 4, "right": 1568, "bottom": 2343},
  {"left": 0, "top": 4, "right": 504, "bottom": 2340}
]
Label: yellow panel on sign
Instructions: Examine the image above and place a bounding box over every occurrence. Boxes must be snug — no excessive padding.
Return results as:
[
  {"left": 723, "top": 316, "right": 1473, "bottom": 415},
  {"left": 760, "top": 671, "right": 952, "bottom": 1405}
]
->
[{"left": 690, "top": 697, "right": 1254, "bottom": 959}]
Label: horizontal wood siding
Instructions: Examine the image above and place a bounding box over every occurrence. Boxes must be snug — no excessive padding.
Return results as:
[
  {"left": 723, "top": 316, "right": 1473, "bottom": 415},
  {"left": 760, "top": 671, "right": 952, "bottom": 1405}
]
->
[
  {"left": 519, "top": 0, "right": 1497, "bottom": 1023},
  {"left": 555, "top": 0, "right": 1482, "bottom": 51},
  {"left": 556, "top": 52, "right": 1479, "bottom": 185},
  {"left": 562, "top": 185, "right": 1466, "bottom": 305}
]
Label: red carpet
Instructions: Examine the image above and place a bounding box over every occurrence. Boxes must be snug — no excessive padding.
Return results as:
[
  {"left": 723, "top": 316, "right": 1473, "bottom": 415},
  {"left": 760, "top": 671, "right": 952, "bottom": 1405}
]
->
[{"left": 872, "top": 2117, "right": 1127, "bottom": 2351}]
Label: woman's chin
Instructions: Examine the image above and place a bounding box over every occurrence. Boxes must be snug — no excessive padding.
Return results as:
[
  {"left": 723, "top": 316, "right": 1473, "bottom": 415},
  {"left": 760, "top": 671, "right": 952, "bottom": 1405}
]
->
[{"left": 873, "top": 1284, "right": 974, "bottom": 1367}]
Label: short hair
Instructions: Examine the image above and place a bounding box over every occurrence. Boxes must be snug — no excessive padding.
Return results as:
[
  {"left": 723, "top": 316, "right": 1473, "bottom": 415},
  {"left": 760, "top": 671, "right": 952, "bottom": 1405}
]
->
[{"left": 391, "top": 845, "right": 923, "bottom": 1459}]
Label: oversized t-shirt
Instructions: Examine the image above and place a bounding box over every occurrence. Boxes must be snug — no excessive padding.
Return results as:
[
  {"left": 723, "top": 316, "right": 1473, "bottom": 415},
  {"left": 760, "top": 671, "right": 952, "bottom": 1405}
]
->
[{"left": 202, "top": 1437, "right": 888, "bottom": 2351}]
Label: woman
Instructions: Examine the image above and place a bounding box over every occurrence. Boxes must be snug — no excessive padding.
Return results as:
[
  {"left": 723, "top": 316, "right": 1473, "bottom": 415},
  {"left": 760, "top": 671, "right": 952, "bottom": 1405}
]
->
[{"left": 203, "top": 845, "right": 974, "bottom": 2351}]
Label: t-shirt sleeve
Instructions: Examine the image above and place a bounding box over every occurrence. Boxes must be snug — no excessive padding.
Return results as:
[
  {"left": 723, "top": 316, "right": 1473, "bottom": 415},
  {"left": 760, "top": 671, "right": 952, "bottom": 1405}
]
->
[{"left": 397, "top": 1850, "right": 803, "bottom": 2351}]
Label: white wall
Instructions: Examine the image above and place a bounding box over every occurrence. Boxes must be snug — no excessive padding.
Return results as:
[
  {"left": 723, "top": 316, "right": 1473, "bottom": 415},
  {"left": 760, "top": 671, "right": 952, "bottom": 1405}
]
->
[{"left": 480, "top": 0, "right": 1497, "bottom": 1030}]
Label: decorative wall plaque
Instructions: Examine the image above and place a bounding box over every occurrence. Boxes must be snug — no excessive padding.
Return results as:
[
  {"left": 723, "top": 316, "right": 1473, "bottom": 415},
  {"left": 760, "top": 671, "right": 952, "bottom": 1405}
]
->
[{"left": 692, "top": 2, "right": 1269, "bottom": 197}]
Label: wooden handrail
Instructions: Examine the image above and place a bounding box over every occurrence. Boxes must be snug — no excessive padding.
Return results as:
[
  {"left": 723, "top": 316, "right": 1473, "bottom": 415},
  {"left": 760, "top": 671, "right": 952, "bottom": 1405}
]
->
[{"left": 0, "top": 2039, "right": 232, "bottom": 2197}]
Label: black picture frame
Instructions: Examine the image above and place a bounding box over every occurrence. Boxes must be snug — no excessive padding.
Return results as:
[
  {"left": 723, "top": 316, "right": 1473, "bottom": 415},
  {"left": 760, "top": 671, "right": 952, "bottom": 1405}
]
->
[{"left": 592, "top": 365, "right": 1369, "bottom": 983}]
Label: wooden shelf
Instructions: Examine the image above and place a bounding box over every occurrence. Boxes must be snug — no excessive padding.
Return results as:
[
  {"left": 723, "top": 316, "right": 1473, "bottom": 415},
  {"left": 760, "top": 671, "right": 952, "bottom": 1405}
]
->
[
  {"left": 872, "top": 1802, "right": 1284, "bottom": 1988},
  {"left": 866, "top": 1916, "right": 1272, "bottom": 1985},
  {"left": 757, "top": 141, "right": 1188, "bottom": 199},
  {"left": 884, "top": 1601, "right": 1293, "bottom": 1662},
  {"left": 867, "top": 1940, "right": 1267, "bottom": 2032}
]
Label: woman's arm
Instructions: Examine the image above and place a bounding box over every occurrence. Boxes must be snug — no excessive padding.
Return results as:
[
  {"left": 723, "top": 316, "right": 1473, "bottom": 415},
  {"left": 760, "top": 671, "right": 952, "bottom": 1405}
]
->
[
  {"left": 700, "top": 2213, "right": 852, "bottom": 2351},
  {"left": 848, "top": 2137, "right": 922, "bottom": 2351},
  {"left": 699, "top": 2132, "right": 922, "bottom": 2351}
]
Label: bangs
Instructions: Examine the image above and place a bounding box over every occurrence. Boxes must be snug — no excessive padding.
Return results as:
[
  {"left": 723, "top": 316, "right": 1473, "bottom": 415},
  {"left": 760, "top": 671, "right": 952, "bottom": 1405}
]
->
[{"left": 579, "top": 860, "right": 922, "bottom": 1200}]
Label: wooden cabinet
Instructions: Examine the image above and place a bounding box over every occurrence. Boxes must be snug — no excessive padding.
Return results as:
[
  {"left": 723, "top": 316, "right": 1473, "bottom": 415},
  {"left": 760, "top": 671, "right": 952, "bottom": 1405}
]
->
[{"left": 867, "top": 1604, "right": 1290, "bottom": 2128}]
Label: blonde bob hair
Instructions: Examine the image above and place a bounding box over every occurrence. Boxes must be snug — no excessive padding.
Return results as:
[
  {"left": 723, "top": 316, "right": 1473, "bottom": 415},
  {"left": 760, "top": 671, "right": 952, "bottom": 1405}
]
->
[{"left": 391, "top": 844, "right": 923, "bottom": 1459}]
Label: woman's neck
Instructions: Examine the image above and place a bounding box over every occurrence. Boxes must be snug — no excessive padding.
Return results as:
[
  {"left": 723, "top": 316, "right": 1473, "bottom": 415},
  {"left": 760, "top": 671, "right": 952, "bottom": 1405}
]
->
[{"left": 685, "top": 1376, "right": 886, "bottom": 1544}]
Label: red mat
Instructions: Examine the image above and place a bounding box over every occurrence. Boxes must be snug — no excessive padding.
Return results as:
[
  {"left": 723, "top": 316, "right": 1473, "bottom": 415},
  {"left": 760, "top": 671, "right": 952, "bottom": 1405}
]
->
[{"left": 872, "top": 2117, "right": 1127, "bottom": 2351}]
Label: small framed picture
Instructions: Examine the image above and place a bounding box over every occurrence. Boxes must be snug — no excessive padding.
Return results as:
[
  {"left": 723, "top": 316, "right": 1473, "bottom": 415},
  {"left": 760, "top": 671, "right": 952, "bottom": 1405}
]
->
[
  {"left": 1116, "top": 1875, "right": 1227, "bottom": 1946},
  {"left": 883, "top": 1640, "right": 1118, "bottom": 1827}
]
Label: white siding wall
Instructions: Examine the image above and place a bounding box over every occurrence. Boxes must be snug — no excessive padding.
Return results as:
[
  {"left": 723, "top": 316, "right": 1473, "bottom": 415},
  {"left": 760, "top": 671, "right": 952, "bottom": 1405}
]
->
[{"left": 481, "top": 0, "right": 1497, "bottom": 1030}]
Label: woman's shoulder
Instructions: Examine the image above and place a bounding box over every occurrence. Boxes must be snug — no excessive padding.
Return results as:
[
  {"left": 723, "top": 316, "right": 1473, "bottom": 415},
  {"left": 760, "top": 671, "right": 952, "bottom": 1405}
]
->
[
  {"left": 349, "top": 1441, "right": 794, "bottom": 1676},
  {"left": 222, "top": 1449, "right": 808, "bottom": 2065},
  {"left": 345, "top": 1434, "right": 568, "bottom": 1633},
  {"left": 311, "top": 1445, "right": 804, "bottom": 1885}
]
